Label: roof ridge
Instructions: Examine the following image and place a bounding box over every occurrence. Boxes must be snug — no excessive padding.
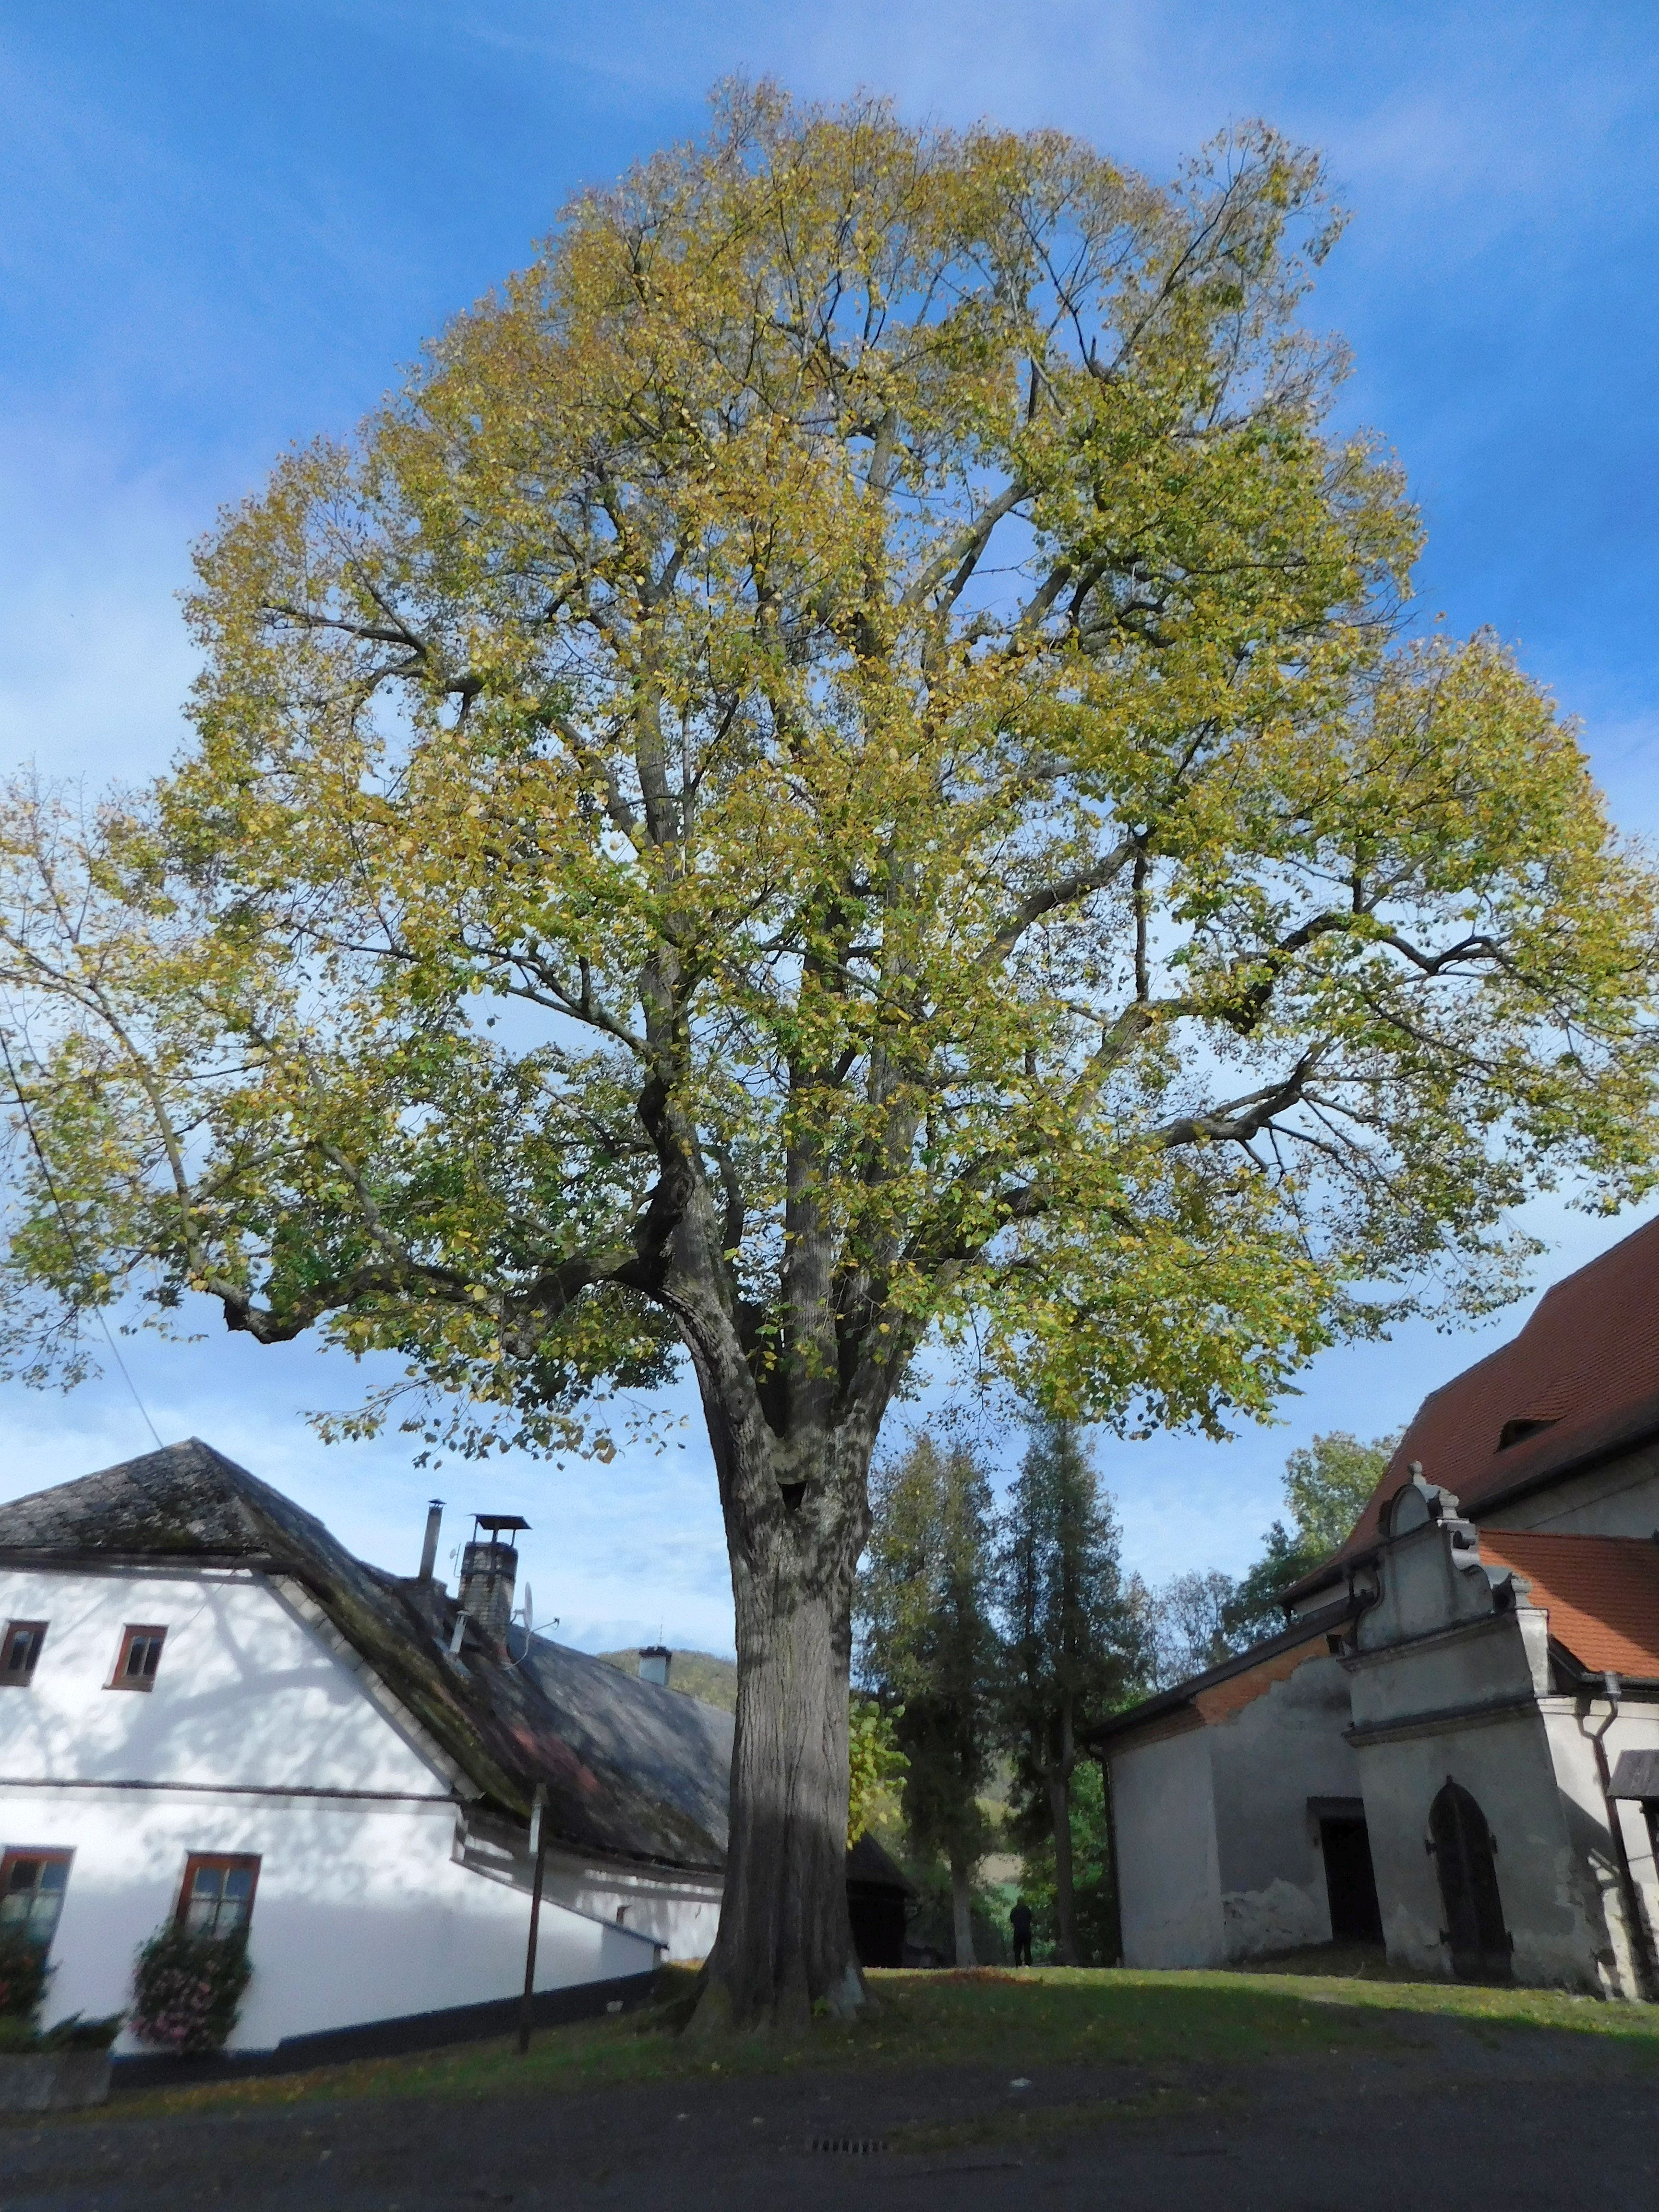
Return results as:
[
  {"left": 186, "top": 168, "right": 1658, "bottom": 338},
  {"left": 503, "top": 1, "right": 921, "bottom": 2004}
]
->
[{"left": 1292, "top": 1211, "right": 1659, "bottom": 1602}]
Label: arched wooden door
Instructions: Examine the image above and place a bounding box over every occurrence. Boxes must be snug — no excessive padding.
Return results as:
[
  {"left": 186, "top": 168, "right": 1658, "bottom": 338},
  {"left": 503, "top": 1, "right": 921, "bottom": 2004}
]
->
[{"left": 1430, "top": 1779, "right": 1512, "bottom": 1982}]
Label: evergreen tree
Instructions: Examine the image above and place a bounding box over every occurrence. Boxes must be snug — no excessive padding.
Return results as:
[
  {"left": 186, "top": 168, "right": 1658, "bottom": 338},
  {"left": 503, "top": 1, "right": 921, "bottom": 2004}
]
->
[
  {"left": 858, "top": 1433, "right": 998, "bottom": 1964},
  {"left": 997, "top": 1420, "right": 1143, "bottom": 1965}
]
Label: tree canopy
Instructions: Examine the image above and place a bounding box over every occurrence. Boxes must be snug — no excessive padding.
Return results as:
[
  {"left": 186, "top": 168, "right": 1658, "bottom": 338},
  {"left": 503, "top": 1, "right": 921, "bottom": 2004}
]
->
[
  {"left": 0, "top": 83, "right": 1654, "bottom": 2024},
  {"left": 2, "top": 89, "right": 1650, "bottom": 1456}
]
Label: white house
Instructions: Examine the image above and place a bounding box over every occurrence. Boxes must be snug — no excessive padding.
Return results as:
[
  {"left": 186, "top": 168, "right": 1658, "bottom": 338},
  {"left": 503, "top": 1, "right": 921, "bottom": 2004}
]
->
[
  {"left": 1094, "top": 1215, "right": 1659, "bottom": 1999},
  {"left": 0, "top": 1441, "right": 733, "bottom": 2059}
]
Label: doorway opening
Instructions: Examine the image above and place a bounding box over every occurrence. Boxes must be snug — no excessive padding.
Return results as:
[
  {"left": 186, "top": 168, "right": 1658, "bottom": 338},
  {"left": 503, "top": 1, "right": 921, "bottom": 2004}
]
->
[
  {"left": 1430, "top": 1778, "right": 1512, "bottom": 1983},
  {"left": 1319, "top": 1815, "right": 1383, "bottom": 1943}
]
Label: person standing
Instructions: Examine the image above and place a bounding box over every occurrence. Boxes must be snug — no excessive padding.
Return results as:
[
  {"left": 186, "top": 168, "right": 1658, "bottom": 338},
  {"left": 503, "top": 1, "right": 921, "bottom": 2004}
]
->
[{"left": 1010, "top": 1898, "right": 1033, "bottom": 1968}]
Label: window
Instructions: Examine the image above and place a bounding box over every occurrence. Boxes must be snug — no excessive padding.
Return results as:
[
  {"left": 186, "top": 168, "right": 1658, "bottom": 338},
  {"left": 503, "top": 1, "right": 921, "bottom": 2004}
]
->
[
  {"left": 0, "top": 1852, "right": 70, "bottom": 1949},
  {"left": 109, "top": 1624, "right": 167, "bottom": 1691},
  {"left": 1498, "top": 1416, "right": 1557, "bottom": 1451},
  {"left": 0, "top": 1622, "right": 46, "bottom": 1685},
  {"left": 178, "top": 1855, "right": 259, "bottom": 1939}
]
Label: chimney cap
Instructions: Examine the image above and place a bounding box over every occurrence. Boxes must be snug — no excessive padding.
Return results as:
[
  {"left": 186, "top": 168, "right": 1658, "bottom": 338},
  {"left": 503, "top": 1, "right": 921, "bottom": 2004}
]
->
[{"left": 469, "top": 1513, "right": 530, "bottom": 1538}]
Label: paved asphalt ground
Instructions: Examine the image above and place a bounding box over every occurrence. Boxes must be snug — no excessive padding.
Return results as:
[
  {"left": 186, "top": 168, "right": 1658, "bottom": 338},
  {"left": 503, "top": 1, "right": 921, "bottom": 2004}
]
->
[{"left": 0, "top": 2017, "right": 1651, "bottom": 2210}]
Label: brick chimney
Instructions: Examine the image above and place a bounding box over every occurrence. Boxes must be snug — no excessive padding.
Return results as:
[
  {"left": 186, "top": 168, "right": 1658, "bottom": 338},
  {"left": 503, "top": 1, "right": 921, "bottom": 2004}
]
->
[
  {"left": 638, "top": 1645, "right": 672, "bottom": 1687},
  {"left": 458, "top": 1515, "right": 529, "bottom": 1642}
]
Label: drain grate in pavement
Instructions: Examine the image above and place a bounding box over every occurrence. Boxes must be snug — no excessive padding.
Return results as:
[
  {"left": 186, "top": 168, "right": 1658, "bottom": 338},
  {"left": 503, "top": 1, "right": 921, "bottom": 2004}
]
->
[{"left": 807, "top": 2137, "right": 890, "bottom": 2155}]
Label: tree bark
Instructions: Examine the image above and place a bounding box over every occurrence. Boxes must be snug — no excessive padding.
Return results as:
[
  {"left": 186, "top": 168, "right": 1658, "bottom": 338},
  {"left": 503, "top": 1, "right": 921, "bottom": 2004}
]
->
[
  {"left": 684, "top": 1350, "right": 876, "bottom": 2032},
  {"left": 638, "top": 1099, "right": 890, "bottom": 2032},
  {"left": 697, "top": 1563, "right": 861, "bottom": 2030},
  {"left": 1048, "top": 1769, "right": 1080, "bottom": 1967},
  {"left": 949, "top": 1846, "right": 978, "bottom": 1968}
]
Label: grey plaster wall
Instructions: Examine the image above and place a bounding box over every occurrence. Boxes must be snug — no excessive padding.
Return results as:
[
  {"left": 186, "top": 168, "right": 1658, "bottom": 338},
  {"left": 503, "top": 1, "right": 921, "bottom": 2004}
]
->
[
  {"left": 1355, "top": 1706, "right": 1605, "bottom": 1988},
  {"left": 1209, "top": 1653, "right": 1361, "bottom": 1960},
  {"left": 1347, "top": 1514, "right": 1623, "bottom": 1993},
  {"left": 1110, "top": 1724, "right": 1223, "bottom": 1968},
  {"left": 1539, "top": 1697, "right": 1659, "bottom": 1998},
  {"left": 1480, "top": 1444, "right": 1659, "bottom": 1540}
]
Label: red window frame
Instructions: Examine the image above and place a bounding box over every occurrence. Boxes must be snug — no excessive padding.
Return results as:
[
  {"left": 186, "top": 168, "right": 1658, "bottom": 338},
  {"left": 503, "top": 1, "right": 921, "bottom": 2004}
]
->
[
  {"left": 109, "top": 1624, "right": 167, "bottom": 1692},
  {"left": 176, "top": 1853, "right": 260, "bottom": 1939},
  {"left": 0, "top": 1849, "right": 72, "bottom": 1950},
  {"left": 0, "top": 1622, "right": 46, "bottom": 1686}
]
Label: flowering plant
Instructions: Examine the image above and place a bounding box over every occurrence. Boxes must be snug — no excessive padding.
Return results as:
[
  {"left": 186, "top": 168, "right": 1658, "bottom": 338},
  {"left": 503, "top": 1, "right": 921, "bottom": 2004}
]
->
[{"left": 129, "top": 1927, "right": 252, "bottom": 2054}]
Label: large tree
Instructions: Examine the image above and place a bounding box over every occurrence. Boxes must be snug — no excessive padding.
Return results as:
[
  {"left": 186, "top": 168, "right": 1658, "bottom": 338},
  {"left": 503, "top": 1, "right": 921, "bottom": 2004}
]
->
[
  {"left": 0, "top": 87, "right": 1654, "bottom": 2028},
  {"left": 857, "top": 1431, "right": 999, "bottom": 1964}
]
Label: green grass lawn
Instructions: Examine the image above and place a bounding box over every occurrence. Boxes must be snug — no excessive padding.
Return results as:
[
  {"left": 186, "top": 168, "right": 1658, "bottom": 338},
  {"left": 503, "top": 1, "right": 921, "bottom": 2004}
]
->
[{"left": 97, "top": 1966, "right": 1659, "bottom": 2126}]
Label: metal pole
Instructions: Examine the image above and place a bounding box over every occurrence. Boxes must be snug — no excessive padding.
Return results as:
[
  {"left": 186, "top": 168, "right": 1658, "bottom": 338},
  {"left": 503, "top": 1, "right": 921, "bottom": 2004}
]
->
[{"left": 518, "top": 1784, "right": 548, "bottom": 2054}]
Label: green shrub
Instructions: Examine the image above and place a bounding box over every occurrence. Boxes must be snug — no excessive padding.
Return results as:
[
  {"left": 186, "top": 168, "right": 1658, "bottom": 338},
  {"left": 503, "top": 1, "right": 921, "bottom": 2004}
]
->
[
  {"left": 39, "top": 2013, "right": 122, "bottom": 2050},
  {"left": 130, "top": 1927, "right": 252, "bottom": 2054},
  {"left": 0, "top": 2011, "right": 122, "bottom": 2054},
  {"left": 0, "top": 1934, "right": 49, "bottom": 2024}
]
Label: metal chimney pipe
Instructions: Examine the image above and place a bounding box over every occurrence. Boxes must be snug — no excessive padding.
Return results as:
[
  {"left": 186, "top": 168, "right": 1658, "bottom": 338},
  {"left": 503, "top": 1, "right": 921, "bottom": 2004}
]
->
[{"left": 418, "top": 1500, "right": 444, "bottom": 1583}]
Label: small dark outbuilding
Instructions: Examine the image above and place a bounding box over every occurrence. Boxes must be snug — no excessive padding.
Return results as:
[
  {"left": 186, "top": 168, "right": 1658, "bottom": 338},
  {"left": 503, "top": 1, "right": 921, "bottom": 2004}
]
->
[{"left": 845, "top": 1833, "right": 914, "bottom": 1968}]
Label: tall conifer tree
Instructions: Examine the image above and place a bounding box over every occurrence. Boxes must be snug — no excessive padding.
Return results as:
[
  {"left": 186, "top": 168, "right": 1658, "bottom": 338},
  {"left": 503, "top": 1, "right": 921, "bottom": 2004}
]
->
[
  {"left": 998, "top": 1420, "right": 1142, "bottom": 1964},
  {"left": 858, "top": 1433, "right": 998, "bottom": 1963}
]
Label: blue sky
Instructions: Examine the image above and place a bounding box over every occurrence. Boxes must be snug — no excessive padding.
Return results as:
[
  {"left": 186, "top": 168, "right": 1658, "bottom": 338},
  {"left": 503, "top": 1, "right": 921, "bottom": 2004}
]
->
[{"left": 3, "top": 0, "right": 1658, "bottom": 1652}]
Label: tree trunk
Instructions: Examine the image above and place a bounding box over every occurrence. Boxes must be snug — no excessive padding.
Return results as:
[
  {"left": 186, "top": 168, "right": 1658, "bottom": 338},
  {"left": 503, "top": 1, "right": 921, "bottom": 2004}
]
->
[
  {"left": 659, "top": 1166, "right": 888, "bottom": 2033},
  {"left": 949, "top": 1846, "right": 977, "bottom": 1968},
  {"left": 1048, "top": 1769, "right": 1079, "bottom": 1967},
  {"left": 696, "top": 1553, "right": 861, "bottom": 2031},
  {"left": 688, "top": 1377, "right": 872, "bottom": 2032}
]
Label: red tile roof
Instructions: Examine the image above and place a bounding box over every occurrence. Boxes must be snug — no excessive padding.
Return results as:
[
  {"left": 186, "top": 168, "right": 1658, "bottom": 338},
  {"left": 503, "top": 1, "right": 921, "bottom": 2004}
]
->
[
  {"left": 1478, "top": 1531, "right": 1659, "bottom": 1680},
  {"left": 1309, "top": 1214, "right": 1659, "bottom": 1588}
]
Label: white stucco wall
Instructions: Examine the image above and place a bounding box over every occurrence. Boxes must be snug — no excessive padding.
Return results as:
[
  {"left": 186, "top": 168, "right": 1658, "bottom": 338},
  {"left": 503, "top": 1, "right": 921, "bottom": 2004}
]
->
[
  {"left": 1209, "top": 1652, "right": 1362, "bottom": 1960},
  {"left": 1110, "top": 1724, "right": 1223, "bottom": 1968},
  {"left": 0, "top": 1564, "right": 659, "bottom": 2048},
  {"left": 457, "top": 1812, "right": 722, "bottom": 1963}
]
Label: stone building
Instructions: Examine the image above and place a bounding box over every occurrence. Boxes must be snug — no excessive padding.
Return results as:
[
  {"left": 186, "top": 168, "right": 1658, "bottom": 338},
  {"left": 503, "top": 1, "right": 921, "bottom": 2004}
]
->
[{"left": 1094, "top": 1214, "right": 1659, "bottom": 1997}]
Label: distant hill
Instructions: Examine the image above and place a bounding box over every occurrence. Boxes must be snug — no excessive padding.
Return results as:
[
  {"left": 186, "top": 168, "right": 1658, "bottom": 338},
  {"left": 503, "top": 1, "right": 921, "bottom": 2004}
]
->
[{"left": 598, "top": 1647, "right": 737, "bottom": 1713}]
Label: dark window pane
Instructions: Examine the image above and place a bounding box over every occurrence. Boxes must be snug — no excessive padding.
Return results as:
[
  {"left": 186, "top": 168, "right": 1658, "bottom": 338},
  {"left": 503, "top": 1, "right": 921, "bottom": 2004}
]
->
[
  {"left": 112, "top": 1627, "right": 166, "bottom": 1689},
  {"left": 0, "top": 1855, "right": 69, "bottom": 1948},
  {"left": 3, "top": 1624, "right": 45, "bottom": 1680}
]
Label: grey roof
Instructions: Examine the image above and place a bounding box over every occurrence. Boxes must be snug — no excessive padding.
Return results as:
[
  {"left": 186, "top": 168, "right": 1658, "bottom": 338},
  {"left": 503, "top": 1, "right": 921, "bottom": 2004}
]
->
[{"left": 0, "top": 1440, "right": 732, "bottom": 1874}]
